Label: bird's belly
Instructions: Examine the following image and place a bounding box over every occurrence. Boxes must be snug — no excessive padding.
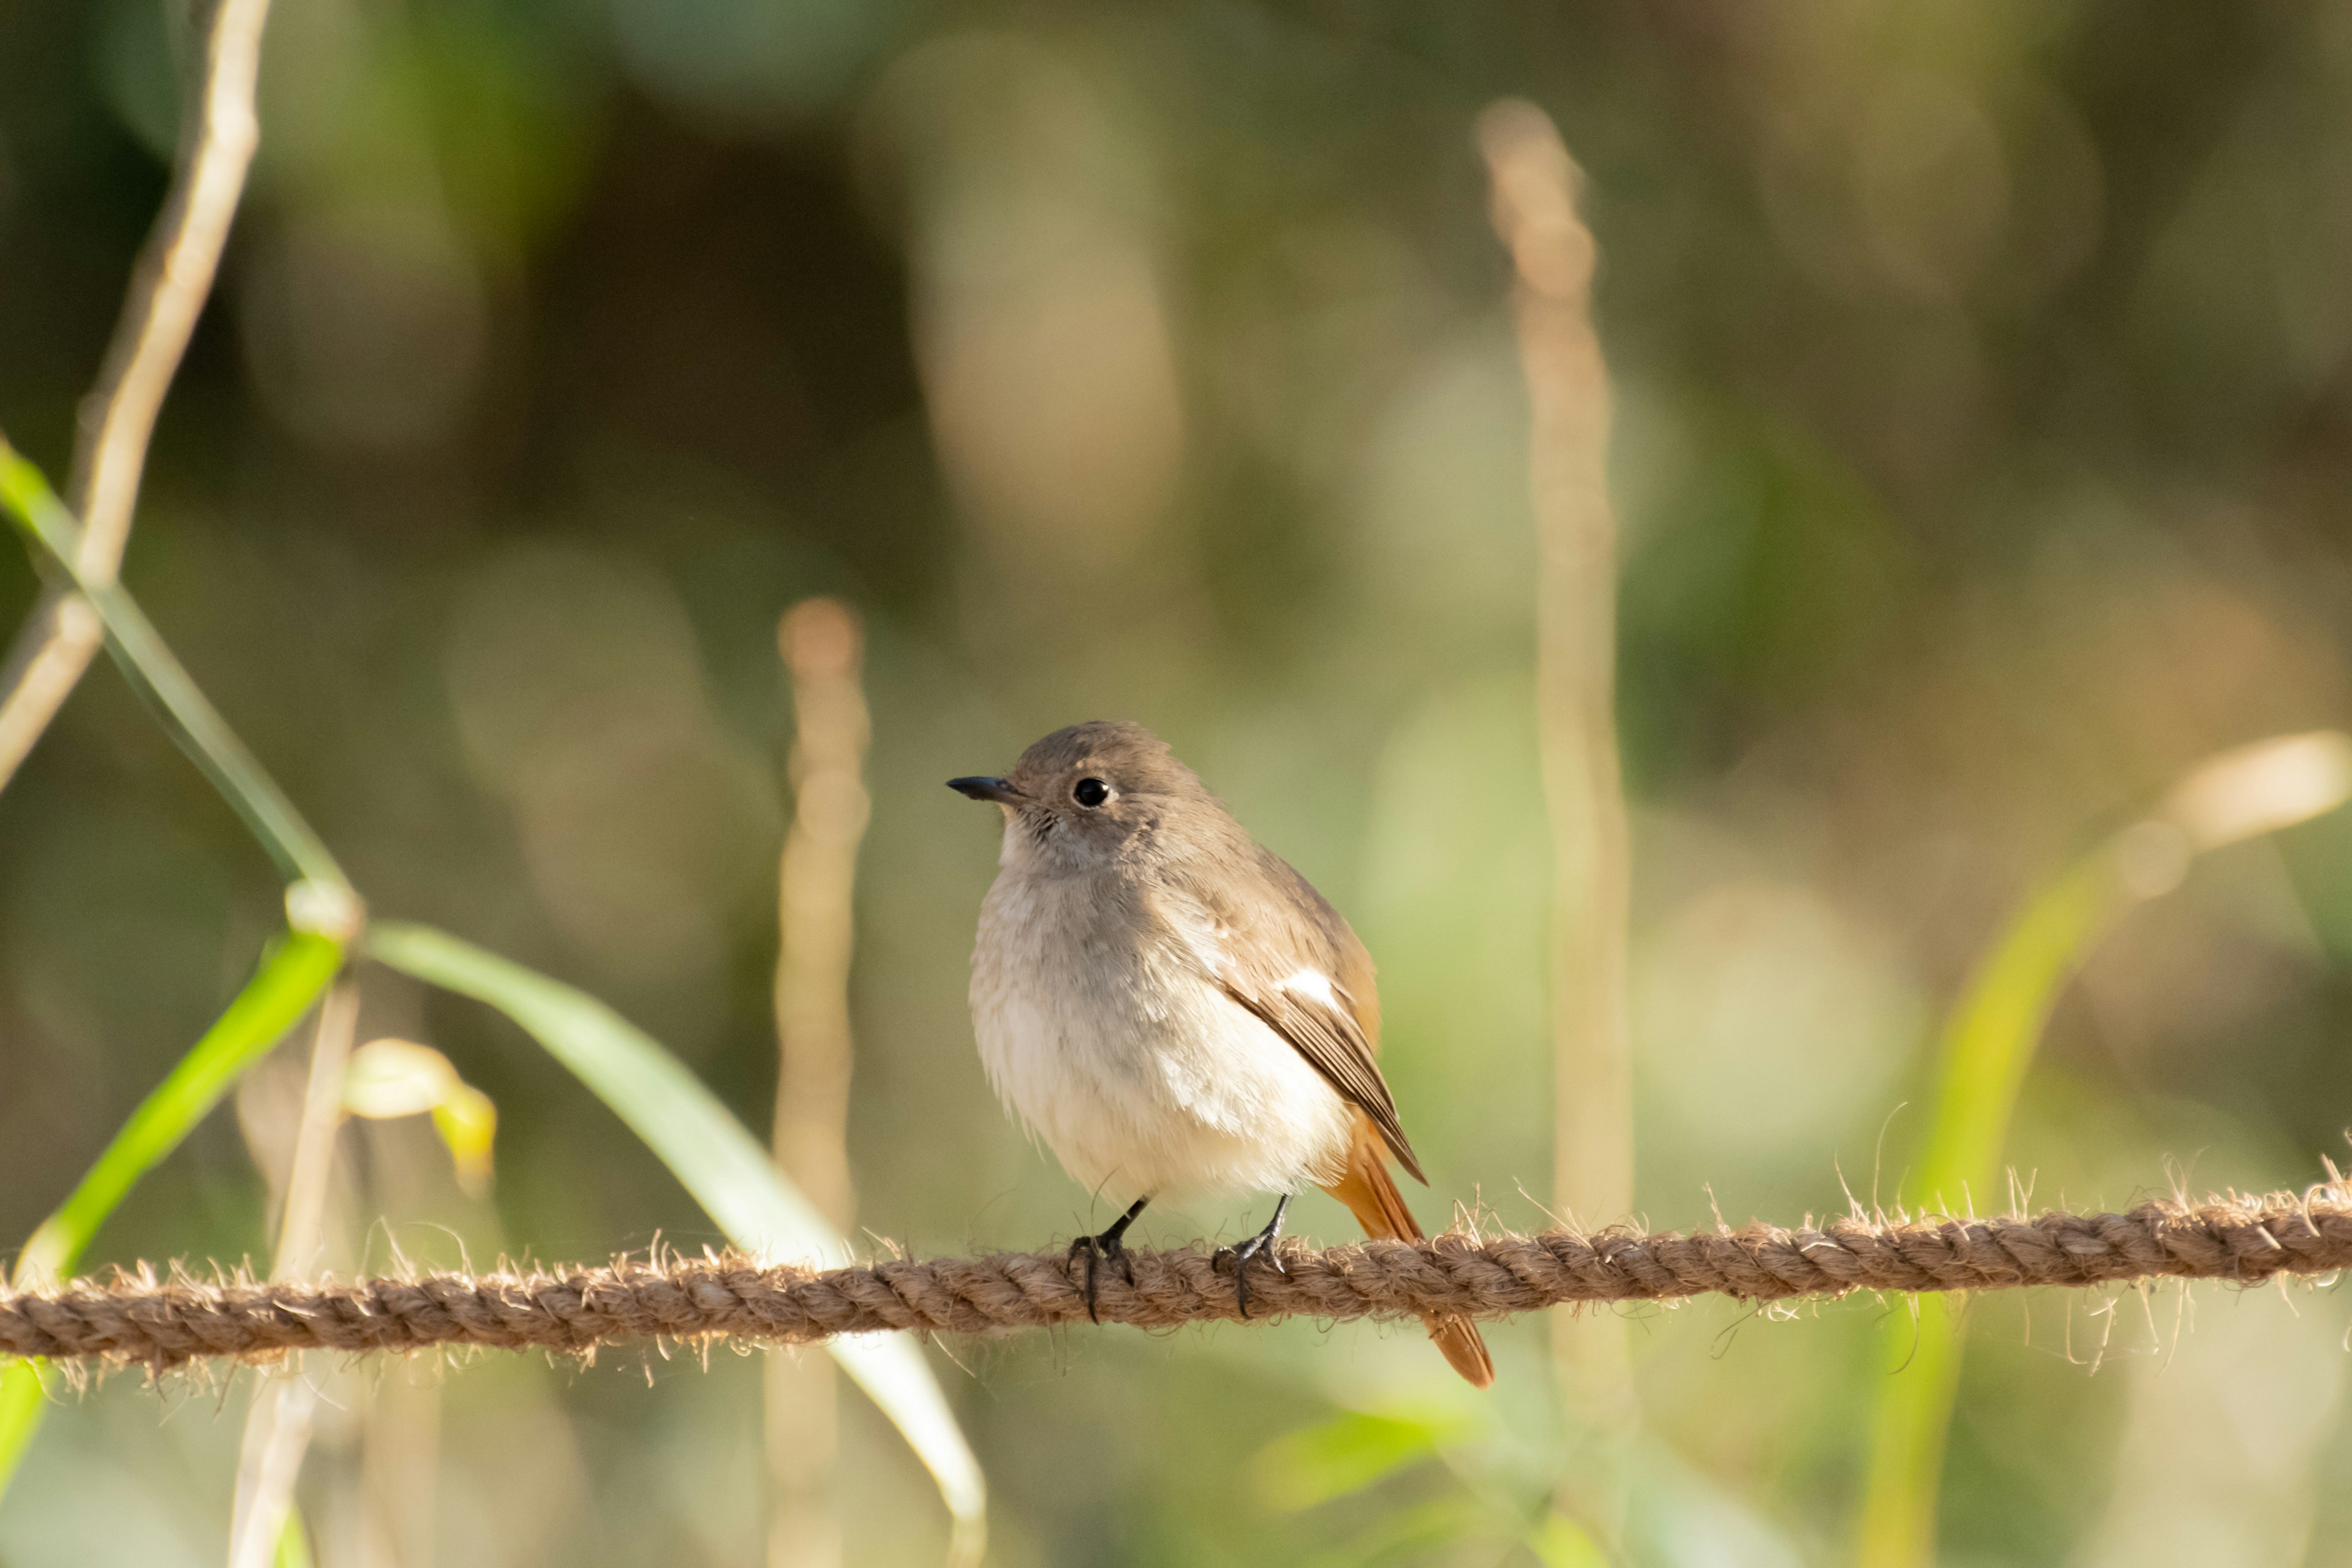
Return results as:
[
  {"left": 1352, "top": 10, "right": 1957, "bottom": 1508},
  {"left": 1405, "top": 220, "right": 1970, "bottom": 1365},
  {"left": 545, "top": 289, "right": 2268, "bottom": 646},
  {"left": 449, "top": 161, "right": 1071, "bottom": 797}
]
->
[{"left": 971, "top": 905, "right": 1352, "bottom": 1204}]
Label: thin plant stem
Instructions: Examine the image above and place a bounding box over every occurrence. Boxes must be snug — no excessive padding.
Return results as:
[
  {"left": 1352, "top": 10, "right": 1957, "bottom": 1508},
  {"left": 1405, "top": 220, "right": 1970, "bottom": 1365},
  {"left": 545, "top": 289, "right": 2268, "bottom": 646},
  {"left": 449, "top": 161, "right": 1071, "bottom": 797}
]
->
[
  {"left": 0, "top": 598, "right": 107, "bottom": 791},
  {"left": 767, "top": 599, "right": 872, "bottom": 1568},
  {"left": 228, "top": 982, "right": 359, "bottom": 1568},
  {"left": 1479, "top": 98, "right": 1637, "bottom": 1538},
  {"left": 771, "top": 598, "right": 868, "bottom": 1230},
  {"left": 0, "top": 0, "right": 275, "bottom": 792}
]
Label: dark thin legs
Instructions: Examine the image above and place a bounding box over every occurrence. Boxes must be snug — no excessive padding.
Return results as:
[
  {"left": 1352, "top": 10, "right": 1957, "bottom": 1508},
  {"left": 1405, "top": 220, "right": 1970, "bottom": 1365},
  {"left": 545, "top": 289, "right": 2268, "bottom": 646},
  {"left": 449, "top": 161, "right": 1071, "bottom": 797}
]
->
[
  {"left": 1218, "top": 1193, "right": 1292, "bottom": 1318},
  {"left": 1069, "top": 1196, "right": 1150, "bottom": 1323},
  {"left": 1070, "top": 1193, "right": 1294, "bottom": 1322}
]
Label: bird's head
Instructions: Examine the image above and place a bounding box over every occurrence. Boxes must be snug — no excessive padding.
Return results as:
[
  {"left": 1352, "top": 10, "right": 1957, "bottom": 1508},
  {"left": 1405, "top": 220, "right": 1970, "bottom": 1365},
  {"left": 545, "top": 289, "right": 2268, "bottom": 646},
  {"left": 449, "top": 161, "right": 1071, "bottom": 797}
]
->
[{"left": 949, "top": 720, "right": 1216, "bottom": 874}]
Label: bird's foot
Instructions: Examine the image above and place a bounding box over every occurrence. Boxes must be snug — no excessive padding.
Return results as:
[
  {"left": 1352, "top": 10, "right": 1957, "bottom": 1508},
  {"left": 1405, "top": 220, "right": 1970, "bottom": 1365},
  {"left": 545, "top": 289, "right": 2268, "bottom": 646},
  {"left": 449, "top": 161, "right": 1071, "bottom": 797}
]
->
[
  {"left": 1069, "top": 1196, "right": 1149, "bottom": 1324},
  {"left": 1215, "top": 1194, "right": 1292, "bottom": 1319},
  {"left": 1068, "top": 1232, "right": 1134, "bottom": 1324}
]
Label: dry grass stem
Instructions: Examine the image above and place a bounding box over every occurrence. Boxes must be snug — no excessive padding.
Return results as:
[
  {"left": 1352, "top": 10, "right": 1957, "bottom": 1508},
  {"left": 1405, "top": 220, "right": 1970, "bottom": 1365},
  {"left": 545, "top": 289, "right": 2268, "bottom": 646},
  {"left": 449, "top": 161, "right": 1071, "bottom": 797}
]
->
[
  {"left": 1479, "top": 96, "right": 1637, "bottom": 1527},
  {"left": 227, "top": 983, "right": 356, "bottom": 1568},
  {"left": 772, "top": 598, "right": 870, "bottom": 1231},
  {"left": 0, "top": 0, "right": 275, "bottom": 792},
  {"left": 767, "top": 598, "right": 871, "bottom": 1568}
]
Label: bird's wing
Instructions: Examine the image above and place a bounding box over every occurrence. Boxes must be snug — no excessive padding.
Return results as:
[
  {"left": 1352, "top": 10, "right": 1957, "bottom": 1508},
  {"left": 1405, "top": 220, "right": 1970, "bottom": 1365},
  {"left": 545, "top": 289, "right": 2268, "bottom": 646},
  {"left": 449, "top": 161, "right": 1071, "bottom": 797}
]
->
[
  {"left": 1196, "top": 851, "right": 1426, "bottom": 1185},
  {"left": 1219, "top": 969, "right": 1425, "bottom": 1183}
]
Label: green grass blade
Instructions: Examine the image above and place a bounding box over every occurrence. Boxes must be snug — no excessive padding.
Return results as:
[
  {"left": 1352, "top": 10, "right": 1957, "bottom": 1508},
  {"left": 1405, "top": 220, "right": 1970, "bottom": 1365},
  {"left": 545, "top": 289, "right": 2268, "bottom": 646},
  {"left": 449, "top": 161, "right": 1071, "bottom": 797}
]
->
[
  {"left": 1853, "top": 860, "right": 2135, "bottom": 1568},
  {"left": 9, "top": 930, "right": 346, "bottom": 1286},
  {"left": 0, "top": 1367, "right": 41, "bottom": 1505},
  {"left": 1850, "top": 1272, "right": 1967, "bottom": 1567},
  {"left": 1907, "top": 851, "right": 2126, "bottom": 1216},
  {"left": 1853, "top": 731, "right": 2352, "bottom": 1567},
  {"left": 275, "top": 1507, "right": 314, "bottom": 1568},
  {"left": 0, "top": 929, "right": 345, "bottom": 1499},
  {"left": 0, "top": 439, "right": 350, "bottom": 895},
  {"left": 1852, "top": 850, "right": 2127, "bottom": 1568},
  {"left": 364, "top": 921, "right": 986, "bottom": 1561}
]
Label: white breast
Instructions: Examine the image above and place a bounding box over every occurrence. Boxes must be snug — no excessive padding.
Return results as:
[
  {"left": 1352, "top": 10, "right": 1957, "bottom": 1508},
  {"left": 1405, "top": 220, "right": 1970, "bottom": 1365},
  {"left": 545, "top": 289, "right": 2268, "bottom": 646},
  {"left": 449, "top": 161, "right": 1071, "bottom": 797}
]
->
[{"left": 969, "top": 866, "right": 1354, "bottom": 1205}]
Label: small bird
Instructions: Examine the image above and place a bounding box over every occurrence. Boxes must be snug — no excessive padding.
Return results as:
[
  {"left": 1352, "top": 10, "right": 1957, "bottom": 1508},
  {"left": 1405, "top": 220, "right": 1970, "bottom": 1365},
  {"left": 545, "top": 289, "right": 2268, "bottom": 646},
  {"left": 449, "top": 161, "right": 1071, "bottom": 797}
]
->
[{"left": 951, "top": 720, "right": 1494, "bottom": 1387}]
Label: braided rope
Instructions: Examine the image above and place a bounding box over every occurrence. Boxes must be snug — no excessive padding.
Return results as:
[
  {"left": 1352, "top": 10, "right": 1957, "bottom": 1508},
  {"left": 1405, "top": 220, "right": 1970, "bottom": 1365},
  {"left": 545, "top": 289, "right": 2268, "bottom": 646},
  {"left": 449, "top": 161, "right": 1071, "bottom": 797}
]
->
[{"left": 5, "top": 1191, "right": 2346, "bottom": 1371}]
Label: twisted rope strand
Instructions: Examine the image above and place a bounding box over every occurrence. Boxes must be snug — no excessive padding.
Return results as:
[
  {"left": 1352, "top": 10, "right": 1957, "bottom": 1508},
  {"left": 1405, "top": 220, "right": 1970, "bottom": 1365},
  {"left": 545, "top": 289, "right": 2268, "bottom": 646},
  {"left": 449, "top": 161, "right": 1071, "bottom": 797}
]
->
[{"left": 5, "top": 1192, "right": 2345, "bottom": 1372}]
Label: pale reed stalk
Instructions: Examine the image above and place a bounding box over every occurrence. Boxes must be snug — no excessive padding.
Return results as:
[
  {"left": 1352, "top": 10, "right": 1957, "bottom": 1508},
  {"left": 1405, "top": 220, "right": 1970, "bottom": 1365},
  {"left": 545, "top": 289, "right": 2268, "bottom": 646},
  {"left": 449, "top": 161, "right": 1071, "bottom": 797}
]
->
[
  {"left": 766, "top": 600, "right": 872, "bottom": 1568},
  {"left": 1479, "top": 99, "right": 1638, "bottom": 1541},
  {"left": 227, "top": 982, "right": 358, "bottom": 1568},
  {"left": 0, "top": 0, "right": 273, "bottom": 791}
]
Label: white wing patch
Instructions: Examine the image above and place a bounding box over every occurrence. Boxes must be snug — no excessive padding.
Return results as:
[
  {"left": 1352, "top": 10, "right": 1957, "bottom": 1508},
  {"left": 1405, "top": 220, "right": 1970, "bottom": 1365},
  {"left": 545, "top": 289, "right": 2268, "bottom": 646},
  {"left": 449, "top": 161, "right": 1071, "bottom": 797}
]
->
[{"left": 1279, "top": 968, "right": 1341, "bottom": 1009}]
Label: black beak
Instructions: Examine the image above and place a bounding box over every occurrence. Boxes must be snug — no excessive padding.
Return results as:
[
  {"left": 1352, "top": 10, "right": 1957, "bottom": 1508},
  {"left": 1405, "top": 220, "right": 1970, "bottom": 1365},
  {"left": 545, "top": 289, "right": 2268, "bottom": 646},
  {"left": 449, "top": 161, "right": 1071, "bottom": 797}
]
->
[{"left": 947, "top": 775, "right": 1023, "bottom": 805}]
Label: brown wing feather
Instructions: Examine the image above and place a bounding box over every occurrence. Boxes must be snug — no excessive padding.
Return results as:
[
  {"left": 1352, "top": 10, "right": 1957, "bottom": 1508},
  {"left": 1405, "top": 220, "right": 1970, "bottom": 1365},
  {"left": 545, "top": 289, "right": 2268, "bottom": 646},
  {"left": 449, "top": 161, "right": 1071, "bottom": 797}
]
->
[
  {"left": 1204, "top": 846, "right": 1426, "bottom": 1185},
  {"left": 1219, "top": 977, "right": 1425, "bottom": 1183}
]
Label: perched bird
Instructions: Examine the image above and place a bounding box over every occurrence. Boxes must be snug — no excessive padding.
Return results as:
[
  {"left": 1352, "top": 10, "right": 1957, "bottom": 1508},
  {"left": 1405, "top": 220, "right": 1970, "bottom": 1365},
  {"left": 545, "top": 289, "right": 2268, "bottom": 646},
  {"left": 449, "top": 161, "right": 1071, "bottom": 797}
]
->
[{"left": 950, "top": 720, "right": 1494, "bottom": 1387}]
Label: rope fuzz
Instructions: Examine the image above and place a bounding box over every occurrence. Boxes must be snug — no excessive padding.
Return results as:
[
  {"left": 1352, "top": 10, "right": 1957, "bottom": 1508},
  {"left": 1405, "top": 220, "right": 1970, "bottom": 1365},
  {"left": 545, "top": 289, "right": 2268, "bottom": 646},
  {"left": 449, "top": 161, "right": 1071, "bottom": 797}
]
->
[{"left": 6, "top": 1191, "right": 2346, "bottom": 1371}]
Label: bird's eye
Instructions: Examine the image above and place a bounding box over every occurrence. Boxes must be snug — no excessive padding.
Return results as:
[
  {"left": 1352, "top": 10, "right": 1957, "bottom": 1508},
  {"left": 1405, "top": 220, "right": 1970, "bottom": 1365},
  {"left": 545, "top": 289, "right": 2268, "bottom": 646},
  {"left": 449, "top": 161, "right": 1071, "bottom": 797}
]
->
[{"left": 1072, "top": 777, "right": 1110, "bottom": 809}]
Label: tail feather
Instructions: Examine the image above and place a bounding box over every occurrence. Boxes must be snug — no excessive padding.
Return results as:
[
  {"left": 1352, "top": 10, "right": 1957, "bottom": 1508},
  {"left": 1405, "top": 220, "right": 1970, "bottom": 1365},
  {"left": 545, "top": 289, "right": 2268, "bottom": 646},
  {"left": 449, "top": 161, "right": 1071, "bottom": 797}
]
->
[{"left": 1319, "top": 1117, "right": 1494, "bottom": 1389}]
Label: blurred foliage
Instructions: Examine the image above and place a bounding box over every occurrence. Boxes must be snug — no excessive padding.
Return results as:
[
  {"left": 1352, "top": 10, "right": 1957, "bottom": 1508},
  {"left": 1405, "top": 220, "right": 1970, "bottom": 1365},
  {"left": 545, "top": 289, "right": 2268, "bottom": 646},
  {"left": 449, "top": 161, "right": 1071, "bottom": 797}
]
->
[
  {"left": 2, "top": 422, "right": 978, "bottom": 1537},
  {"left": 7, "top": 1, "right": 2352, "bottom": 1565}
]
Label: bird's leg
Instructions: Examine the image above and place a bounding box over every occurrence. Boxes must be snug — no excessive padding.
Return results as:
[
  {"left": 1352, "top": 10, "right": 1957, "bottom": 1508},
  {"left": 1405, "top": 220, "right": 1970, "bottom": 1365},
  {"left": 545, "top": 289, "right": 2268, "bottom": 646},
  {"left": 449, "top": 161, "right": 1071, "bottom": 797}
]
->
[
  {"left": 1069, "top": 1196, "right": 1149, "bottom": 1324},
  {"left": 1217, "top": 1193, "right": 1292, "bottom": 1319}
]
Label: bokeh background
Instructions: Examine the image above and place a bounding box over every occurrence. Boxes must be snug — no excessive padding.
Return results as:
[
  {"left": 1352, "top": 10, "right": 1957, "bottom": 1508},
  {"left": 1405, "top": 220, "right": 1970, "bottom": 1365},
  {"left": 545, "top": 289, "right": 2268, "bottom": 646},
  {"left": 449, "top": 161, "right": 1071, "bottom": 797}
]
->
[{"left": 6, "top": 2, "right": 2352, "bottom": 1564}]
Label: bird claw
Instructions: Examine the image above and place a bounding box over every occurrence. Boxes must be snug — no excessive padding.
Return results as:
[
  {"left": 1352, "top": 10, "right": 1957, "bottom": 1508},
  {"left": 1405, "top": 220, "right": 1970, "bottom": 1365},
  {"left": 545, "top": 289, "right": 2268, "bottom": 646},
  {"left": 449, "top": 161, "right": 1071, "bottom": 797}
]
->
[
  {"left": 1067, "top": 1196, "right": 1149, "bottom": 1324},
  {"left": 1216, "top": 1194, "right": 1292, "bottom": 1319},
  {"left": 1068, "top": 1229, "right": 1136, "bottom": 1324}
]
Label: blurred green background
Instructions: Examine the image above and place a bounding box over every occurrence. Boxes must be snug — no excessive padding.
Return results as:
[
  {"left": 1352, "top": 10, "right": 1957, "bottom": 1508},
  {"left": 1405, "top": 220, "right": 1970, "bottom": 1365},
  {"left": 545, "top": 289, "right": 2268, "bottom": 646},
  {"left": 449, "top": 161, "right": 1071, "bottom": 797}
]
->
[{"left": 6, "top": 1, "right": 2352, "bottom": 1564}]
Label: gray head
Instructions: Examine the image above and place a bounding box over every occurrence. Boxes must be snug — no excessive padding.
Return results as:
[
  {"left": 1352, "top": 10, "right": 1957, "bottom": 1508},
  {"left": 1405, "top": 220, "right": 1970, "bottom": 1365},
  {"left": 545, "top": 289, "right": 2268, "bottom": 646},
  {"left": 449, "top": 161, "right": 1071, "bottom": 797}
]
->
[{"left": 949, "top": 721, "right": 1228, "bottom": 873}]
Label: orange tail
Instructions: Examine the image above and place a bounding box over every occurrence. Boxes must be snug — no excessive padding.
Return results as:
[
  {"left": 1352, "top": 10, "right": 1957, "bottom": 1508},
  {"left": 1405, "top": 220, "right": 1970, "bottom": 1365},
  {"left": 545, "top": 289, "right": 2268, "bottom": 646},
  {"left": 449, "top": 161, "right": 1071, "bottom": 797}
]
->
[{"left": 1319, "top": 1116, "right": 1494, "bottom": 1389}]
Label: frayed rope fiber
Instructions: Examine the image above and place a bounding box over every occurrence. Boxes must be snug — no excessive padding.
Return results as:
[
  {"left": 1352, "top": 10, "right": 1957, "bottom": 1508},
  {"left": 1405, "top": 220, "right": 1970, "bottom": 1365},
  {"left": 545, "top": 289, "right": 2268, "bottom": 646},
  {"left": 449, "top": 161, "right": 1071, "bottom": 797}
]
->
[{"left": 6, "top": 1191, "right": 2348, "bottom": 1371}]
